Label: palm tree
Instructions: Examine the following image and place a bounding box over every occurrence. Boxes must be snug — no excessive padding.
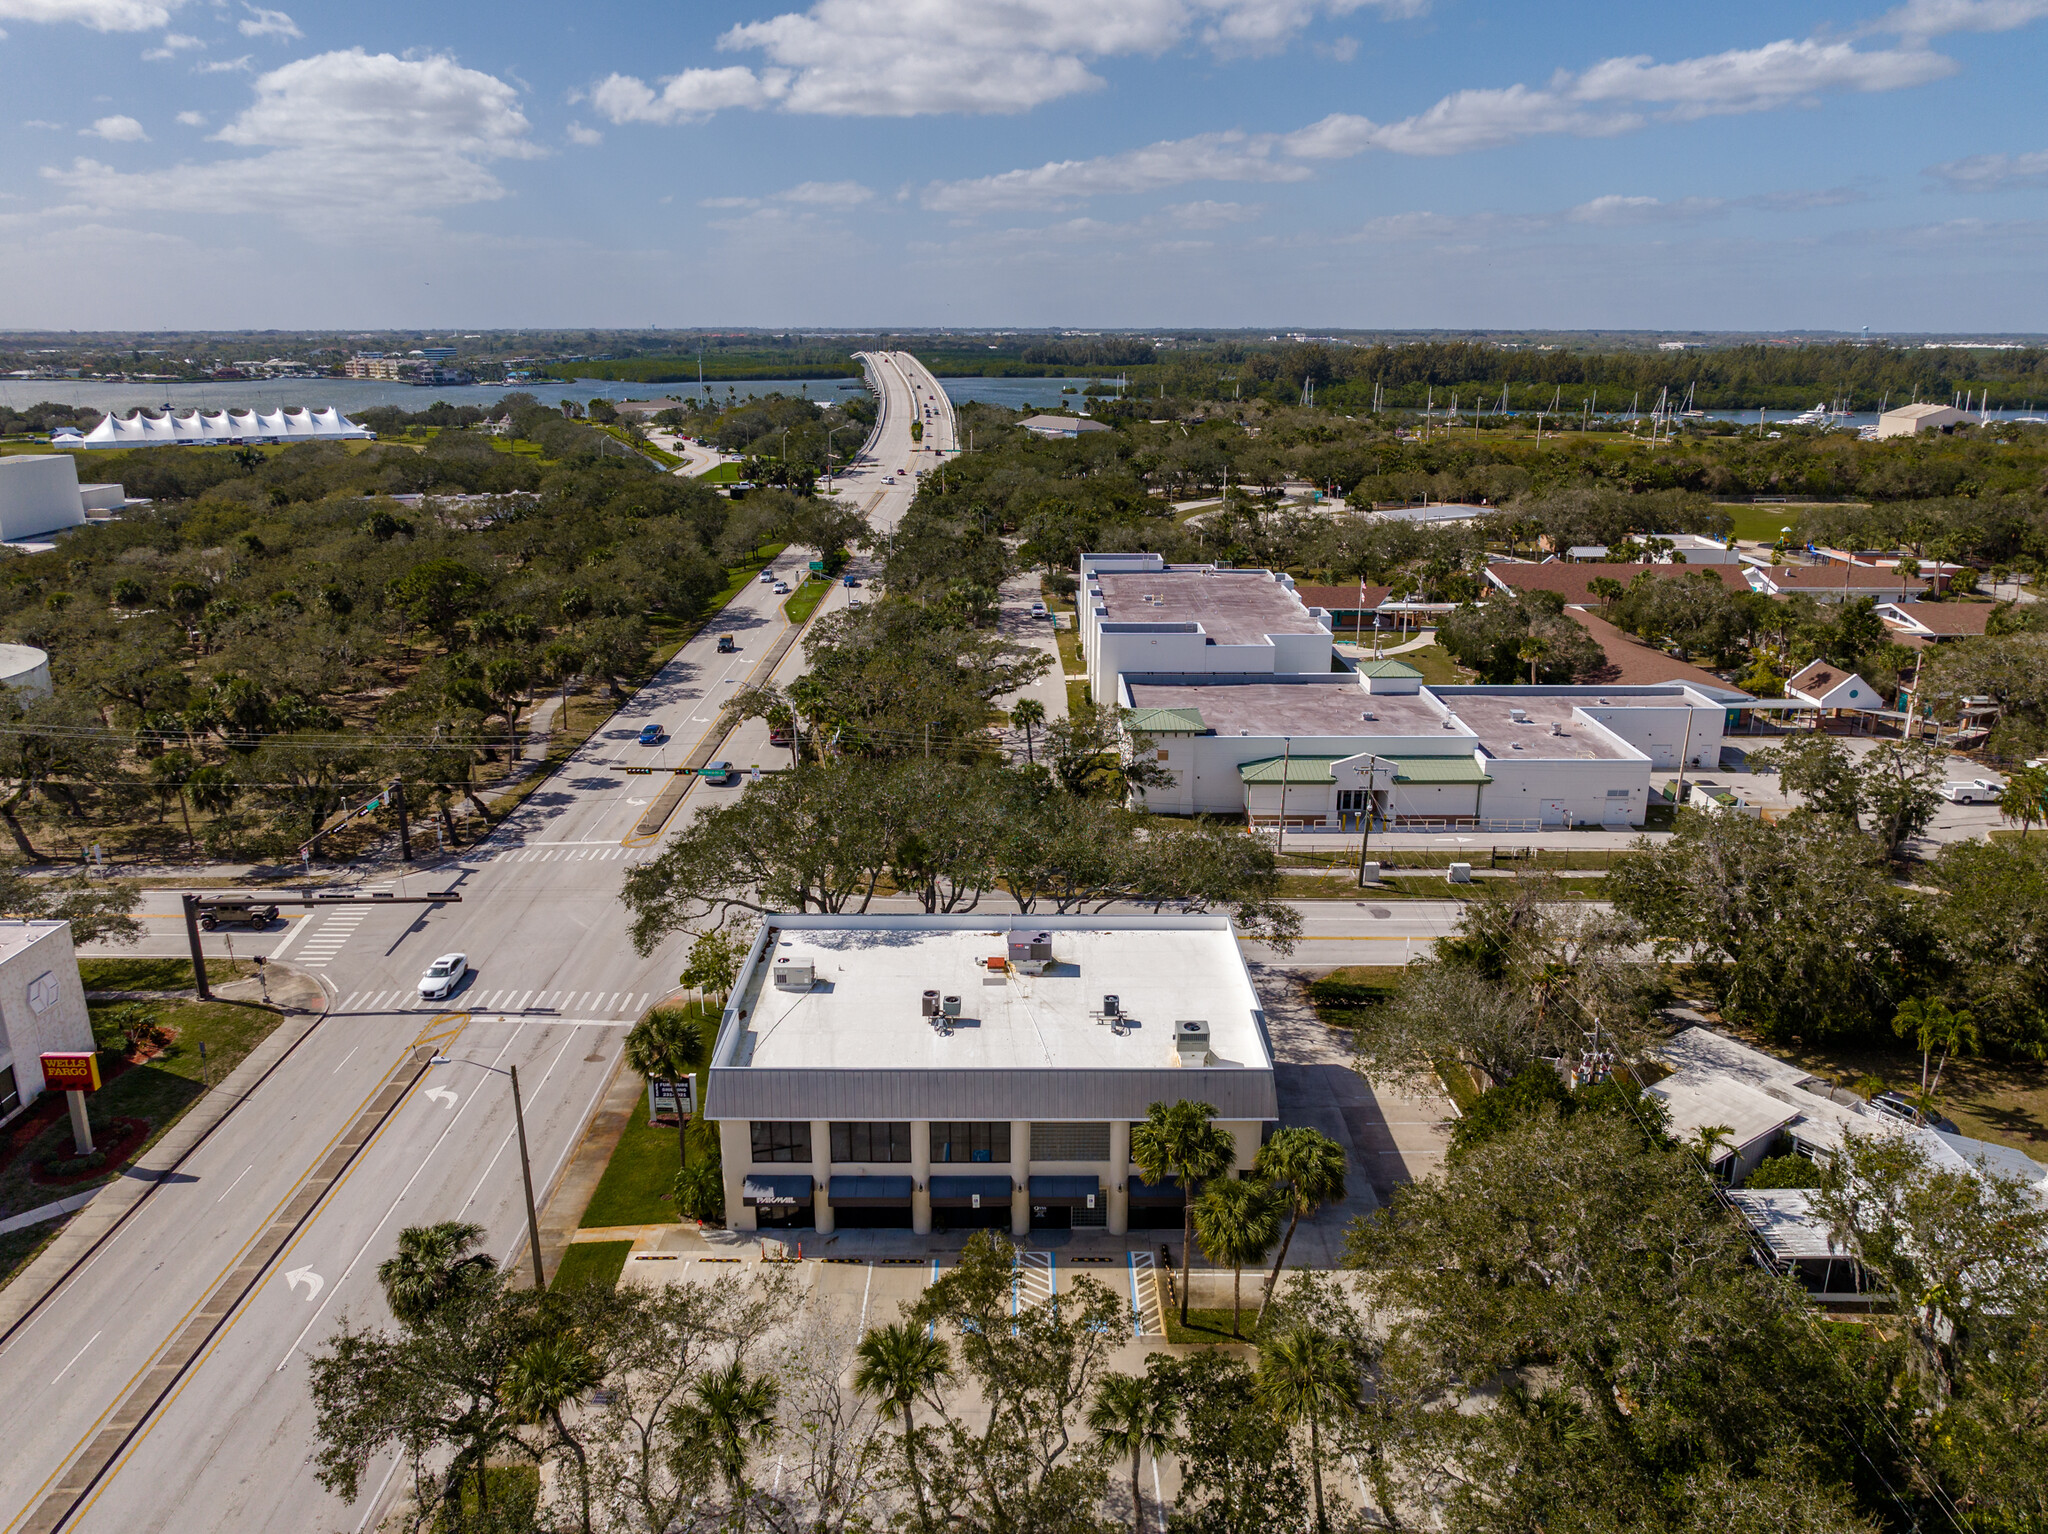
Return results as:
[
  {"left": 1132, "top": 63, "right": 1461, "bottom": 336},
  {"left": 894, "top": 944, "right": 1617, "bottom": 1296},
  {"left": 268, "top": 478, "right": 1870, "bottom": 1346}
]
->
[
  {"left": 1258, "top": 1326, "right": 1359, "bottom": 1534},
  {"left": 1518, "top": 636, "right": 1550, "bottom": 685},
  {"left": 505, "top": 1332, "right": 602, "bottom": 1534},
  {"left": 623, "top": 1004, "right": 709, "bottom": 1167},
  {"left": 674, "top": 1357, "right": 779, "bottom": 1509},
  {"left": 1893, "top": 996, "right": 1980, "bottom": 1094},
  {"left": 1193, "top": 1178, "right": 1281, "bottom": 1337},
  {"left": 1252, "top": 1127, "right": 1349, "bottom": 1328},
  {"left": 1689, "top": 1124, "right": 1736, "bottom": 1180},
  {"left": 1088, "top": 1370, "right": 1178, "bottom": 1532},
  {"left": 376, "top": 1221, "right": 496, "bottom": 1329},
  {"left": 1131, "top": 1099, "right": 1237, "bottom": 1325},
  {"left": 854, "top": 1322, "right": 953, "bottom": 1534},
  {"left": 1998, "top": 765, "right": 2048, "bottom": 838},
  {"left": 1011, "top": 697, "right": 1046, "bottom": 765}
]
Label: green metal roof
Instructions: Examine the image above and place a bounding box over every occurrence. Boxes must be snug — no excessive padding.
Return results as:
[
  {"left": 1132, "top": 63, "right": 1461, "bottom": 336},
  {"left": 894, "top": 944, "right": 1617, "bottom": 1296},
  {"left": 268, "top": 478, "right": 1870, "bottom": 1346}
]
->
[
  {"left": 1122, "top": 706, "right": 1206, "bottom": 735},
  {"left": 1387, "top": 755, "right": 1493, "bottom": 785},
  {"left": 1353, "top": 659, "right": 1424, "bottom": 679},
  {"left": 1237, "top": 756, "right": 1343, "bottom": 785}
]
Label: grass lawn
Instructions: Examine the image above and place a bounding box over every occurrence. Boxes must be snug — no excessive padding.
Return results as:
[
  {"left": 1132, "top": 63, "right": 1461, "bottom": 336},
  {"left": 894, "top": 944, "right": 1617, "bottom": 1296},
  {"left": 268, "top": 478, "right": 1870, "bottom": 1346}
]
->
[
  {"left": 1163, "top": 1302, "right": 1270, "bottom": 1345},
  {"left": 580, "top": 1031, "right": 716, "bottom": 1228},
  {"left": 0, "top": 995, "right": 283, "bottom": 1285},
  {"left": 1055, "top": 622, "right": 1084, "bottom": 676},
  {"left": 1384, "top": 642, "right": 1473, "bottom": 686},
  {"left": 78, "top": 957, "right": 251, "bottom": 992},
  {"left": 1065, "top": 679, "right": 1090, "bottom": 718},
  {"left": 783, "top": 577, "right": 829, "bottom": 626},
  {"left": 0, "top": 1224, "right": 60, "bottom": 1294},
  {"left": 1305, "top": 966, "right": 1407, "bottom": 1030},
  {"left": 699, "top": 461, "right": 742, "bottom": 483},
  {"left": 552, "top": 1240, "right": 632, "bottom": 1292}
]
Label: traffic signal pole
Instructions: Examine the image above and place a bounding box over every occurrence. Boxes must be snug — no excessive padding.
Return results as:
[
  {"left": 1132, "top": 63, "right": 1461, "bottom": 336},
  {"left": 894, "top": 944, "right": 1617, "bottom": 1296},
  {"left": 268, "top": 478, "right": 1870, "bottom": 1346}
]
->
[{"left": 181, "top": 889, "right": 461, "bottom": 1001}]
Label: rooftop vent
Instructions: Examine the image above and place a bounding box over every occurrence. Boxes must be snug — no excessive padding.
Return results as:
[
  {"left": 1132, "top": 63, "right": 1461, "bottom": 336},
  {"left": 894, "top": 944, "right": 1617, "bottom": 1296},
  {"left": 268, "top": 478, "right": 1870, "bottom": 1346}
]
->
[
  {"left": 1239, "top": 728, "right": 1250, "bottom": 737},
  {"left": 1549, "top": 721, "right": 1563, "bottom": 736},
  {"left": 1509, "top": 707, "right": 1529, "bottom": 723},
  {"left": 1441, "top": 718, "right": 1458, "bottom": 729},
  {"left": 772, "top": 955, "right": 814, "bottom": 991},
  {"left": 1360, "top": 710, "right": 1376, "bottom": 721},
  {"left": 1007, "top": 930, "right": 1054, "bottom": 975},
  {"left": 1173, "top": 1019, "right": 1213, "bottom": 1067}
]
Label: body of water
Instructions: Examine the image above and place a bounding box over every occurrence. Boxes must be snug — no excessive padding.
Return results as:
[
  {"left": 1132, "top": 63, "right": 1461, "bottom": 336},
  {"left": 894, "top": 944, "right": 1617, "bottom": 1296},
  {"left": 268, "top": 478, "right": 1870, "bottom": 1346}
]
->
[{"left": 0, "top": 372, "right": 1109, "bottom": 418}]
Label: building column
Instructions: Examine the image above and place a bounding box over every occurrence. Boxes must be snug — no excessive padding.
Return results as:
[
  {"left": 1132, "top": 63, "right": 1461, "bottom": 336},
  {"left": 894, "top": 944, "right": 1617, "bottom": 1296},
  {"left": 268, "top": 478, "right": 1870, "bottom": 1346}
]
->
[
  {"left": 811, "top": 1118, "right": 835, "bottom": 1235},
  {"left": 719, "top": 1119, "right": 755, "bottom": 1232},
  {"left": 1010, "top": 1119, "right": 1031, "bottom": 1238},
  {"left": 1108, "top": 1118, "right": 1130, "bottom": 1236},
  {"left": 911, "top": 1118, "right": 932, "bottom": 1235}
]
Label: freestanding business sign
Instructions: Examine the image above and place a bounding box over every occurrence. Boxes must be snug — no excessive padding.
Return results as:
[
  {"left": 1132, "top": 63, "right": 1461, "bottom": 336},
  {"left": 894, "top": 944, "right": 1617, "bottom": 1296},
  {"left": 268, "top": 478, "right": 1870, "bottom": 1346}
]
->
[
  {"left": 40, "top": 1052, "right": 100, "bottom": 1092},
  {"left": 649, "top": 1076, "right": 696, "bottom": 1121},
  {"left": 40, "top": 1052, "right": 99, "bottom": 1155}
]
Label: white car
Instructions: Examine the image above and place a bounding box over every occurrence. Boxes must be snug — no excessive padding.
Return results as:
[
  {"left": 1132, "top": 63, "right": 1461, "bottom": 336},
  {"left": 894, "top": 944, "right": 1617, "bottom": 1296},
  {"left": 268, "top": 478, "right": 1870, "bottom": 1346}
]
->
[
  {"left": 758, "top": 570, "right": 776, "bottom": 584},
  {"left": 418, "top": 952, "right": 469, "bottom": 1000},
  {"left": 773, "top": 581, "right": 791, "bottom": 595},
  {"left": 1941, "top": 779, "right": 2003, "bottom": 805}
]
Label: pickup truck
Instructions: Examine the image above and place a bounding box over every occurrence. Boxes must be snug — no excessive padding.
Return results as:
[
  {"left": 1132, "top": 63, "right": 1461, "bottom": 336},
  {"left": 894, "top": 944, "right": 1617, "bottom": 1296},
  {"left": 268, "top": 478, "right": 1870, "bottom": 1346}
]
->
[{"left": 1940, "top": 779, "right": 2003, "bottom": 804}]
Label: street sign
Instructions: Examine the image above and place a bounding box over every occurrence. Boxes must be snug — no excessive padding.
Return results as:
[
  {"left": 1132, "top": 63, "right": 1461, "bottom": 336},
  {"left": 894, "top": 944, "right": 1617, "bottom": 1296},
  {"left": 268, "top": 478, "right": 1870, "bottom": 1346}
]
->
[
  {"left": 650, "top": 1076, "right": 696, "bottom": 1119},
  {"left": 41, "top": 1052, "right": 100, "bottom": 1092}
]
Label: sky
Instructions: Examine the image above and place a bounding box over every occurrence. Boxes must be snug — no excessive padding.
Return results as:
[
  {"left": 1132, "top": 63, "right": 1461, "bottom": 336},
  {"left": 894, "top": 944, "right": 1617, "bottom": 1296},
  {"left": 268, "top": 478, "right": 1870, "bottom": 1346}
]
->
[{"left": 3, "top": 0, "right": 2048, "bottom": 332}]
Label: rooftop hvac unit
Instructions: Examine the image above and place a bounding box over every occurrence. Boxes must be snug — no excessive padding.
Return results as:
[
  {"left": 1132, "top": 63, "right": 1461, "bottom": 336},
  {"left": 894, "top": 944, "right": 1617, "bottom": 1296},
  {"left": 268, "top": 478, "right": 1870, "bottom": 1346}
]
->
[
  {"left": 1174, "top": 1019, "right": 1213, "bottom": 1066},
  {"left": 772, "top": 955, "right": 815, "bottom": 991},
  {"left": 1102, "top": 994, "right": 1121, "bottom": 1018},
  {"left": 1007, "top": 930, "right": 1054, "bottom": 975},
  {"left": 921, "top": 989, "right": 942, "bottom": 1018},
  {"left": 942, "top": 994, "right": 962, "bottom": 1018}
]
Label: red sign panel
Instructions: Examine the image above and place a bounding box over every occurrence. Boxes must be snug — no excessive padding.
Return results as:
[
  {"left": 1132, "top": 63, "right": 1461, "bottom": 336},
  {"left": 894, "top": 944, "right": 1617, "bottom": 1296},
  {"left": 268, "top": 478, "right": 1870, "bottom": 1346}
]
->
[{"left": 40, "top": 1052, "right": 100, "bottom": 1092}]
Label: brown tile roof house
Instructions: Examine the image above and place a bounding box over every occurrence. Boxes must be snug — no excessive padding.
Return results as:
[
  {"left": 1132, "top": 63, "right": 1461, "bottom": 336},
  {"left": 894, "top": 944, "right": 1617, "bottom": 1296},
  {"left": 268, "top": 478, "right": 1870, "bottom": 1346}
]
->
[
  {"left": 1744, "top": 563, "right": 1928, "bottom": 600},
  {"left": 1565, "top": 607, "right": 1734, "bottom": 690},
  {"left": 1292, "top": 583, "right": 1393, "bottom": 615},
  {"left": 1485, "top": 561, "right": 1751, "bottom": 605},
  {"left": 1876, "top": 601, "right": 1994, "bottom": 641}
]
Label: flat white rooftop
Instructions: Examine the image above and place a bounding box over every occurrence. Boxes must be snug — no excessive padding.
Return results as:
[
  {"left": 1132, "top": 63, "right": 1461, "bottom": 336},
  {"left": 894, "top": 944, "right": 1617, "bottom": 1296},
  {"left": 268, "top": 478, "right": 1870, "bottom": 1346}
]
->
[
  {"left": 1447, "top": 693, "right": 1637, "bottom": 762},
  {"left": 709, "top": 914, "right": 1278, "bottom": 1123},
  {"left": 1093, "top": 569, "right": 1326, "bottom": 646},
  {"left": 0, "top": 920, "right": 65, "bottom": 966},
  {"left": 1123, "top": 678, "right": 1450, "bottom": 737}
]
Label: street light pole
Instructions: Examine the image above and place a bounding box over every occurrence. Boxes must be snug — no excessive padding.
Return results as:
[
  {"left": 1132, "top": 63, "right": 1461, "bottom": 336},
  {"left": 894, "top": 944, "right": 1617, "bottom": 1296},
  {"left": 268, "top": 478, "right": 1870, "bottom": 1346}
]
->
[
  {"left": 1355, "top": 753, "right": 1389, "bottom": 888},
  {"left": 432, "top": 1054, "right": 547, "bottom": 1289}
]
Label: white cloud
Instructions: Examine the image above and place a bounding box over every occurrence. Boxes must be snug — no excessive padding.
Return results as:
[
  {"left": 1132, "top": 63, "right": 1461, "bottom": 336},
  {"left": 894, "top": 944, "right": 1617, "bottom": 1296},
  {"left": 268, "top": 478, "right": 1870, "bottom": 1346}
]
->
[
  {"left": 1740, "top": 183, "right": 1870, "bottom": 210},
  {"left": 22, "top": 119, "right": 64, "bottom": 129},
  {"left": 929, "top": 30, "right": 1964, "bottom": 207},
  {"left": 1874, "top": 0, "right": 2048, "bottom": 39},
  {"left": 237, "top": 4, "right": 298, "bottom": 39},
  {"left": 699, "top": 195, "right": 758, "bottom": 208},
  {"left": 141, "top": 28, "right": 200, "bottom": 57},
  {"left": 596, "top": 0, "right": 1418, "bottom": 122},
  {"left": 0, "top": 0, "right": 185, "bottom": 31},
  {"left": 1925, "top": 148, "right": 2048, "bottom": 190},
  {"left": 565, "top": 121, "right": 602, "bottom": 146},
  {"left": 82, "top": 114, "right": 149, "bottom": 140},
  {"left": 777, "top": 179, "right": 872, "bottom": 206},
  {"left": 591, "top": 66, "right": 786, "bottom": 124},
  {"left": 43, "top": 49, "right": 540, "bottom": 228},
  {"left": 175, "top": 109, "right": 206, "bottom": 125},
  {"left": 194, "top": 54, "right": 251, "bottom": 71},
  {"left": 1161, "top": 198, "right": 1262, "bottom": 226},
  {"left": 1566, "top": 193, "right": 1725, "bottom": 225}
]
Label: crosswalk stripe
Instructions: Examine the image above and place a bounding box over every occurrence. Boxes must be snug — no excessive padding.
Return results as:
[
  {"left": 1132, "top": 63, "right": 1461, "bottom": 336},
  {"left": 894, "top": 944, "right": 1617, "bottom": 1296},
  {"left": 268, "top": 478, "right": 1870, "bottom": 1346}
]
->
[{"left": 516, "top": 990, "right": 534, "bottom": 1009}]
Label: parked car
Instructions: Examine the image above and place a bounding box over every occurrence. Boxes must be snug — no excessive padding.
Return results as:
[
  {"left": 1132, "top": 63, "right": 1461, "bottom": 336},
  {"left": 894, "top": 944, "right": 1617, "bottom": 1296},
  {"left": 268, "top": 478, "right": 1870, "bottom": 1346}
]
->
[
  {"left": 418, "top": 952, "right": 469, "bottom": 1001},
  {"left": 198, "top": 901, "right": 279, "bottom": 931},
  {"left": 717, "top": 635, "right": 737, "bottom": 653},
  {"left": 637, "top": 723, "right": 663, "bottom": 746},
  {"left": 702, "top": 760, "right": 738, "bottom": 786}
]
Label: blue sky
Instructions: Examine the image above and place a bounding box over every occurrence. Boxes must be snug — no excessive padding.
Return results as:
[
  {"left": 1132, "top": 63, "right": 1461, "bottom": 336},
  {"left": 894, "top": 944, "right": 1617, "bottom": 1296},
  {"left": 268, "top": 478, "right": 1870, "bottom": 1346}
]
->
[{"left": 3, "top": 0, "right": 2047, "bottom": 331}]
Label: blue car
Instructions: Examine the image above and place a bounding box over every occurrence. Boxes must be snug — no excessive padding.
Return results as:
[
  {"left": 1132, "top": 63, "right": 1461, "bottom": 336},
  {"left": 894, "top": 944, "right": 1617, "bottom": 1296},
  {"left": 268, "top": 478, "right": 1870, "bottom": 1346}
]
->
[{"left": 638, "top": 723, "right": 662, "bottom": 746}]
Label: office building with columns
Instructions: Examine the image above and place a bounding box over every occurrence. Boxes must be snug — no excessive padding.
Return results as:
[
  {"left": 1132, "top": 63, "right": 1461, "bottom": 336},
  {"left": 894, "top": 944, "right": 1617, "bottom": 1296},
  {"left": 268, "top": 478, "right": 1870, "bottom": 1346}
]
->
[{"left": 707, "top": 913, "right": 1275, "bottom": 1237}]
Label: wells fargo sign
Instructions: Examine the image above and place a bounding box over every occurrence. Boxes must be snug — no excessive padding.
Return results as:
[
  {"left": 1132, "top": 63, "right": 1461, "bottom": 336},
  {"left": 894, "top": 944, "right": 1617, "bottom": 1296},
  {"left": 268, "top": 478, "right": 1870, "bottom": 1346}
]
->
[{"left": 40, "top": 1052, "right": 100, "bottom": 1092}]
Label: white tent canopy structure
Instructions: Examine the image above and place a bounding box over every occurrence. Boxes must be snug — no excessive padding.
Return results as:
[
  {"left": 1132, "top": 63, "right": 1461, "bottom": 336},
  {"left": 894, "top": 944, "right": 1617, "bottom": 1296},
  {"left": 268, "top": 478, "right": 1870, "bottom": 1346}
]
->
[{"left": 61, "top": 407, "right": 374, "bottom": 449}]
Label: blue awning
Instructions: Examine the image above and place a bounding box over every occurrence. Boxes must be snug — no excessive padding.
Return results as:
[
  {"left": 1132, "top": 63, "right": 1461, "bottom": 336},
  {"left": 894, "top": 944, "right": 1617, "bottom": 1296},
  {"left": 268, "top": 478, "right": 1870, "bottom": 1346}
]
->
[
  {"left": 930, "top": 1174, "right": 1013, "bottom": 1207},
  {"left": 1126, "top": 1175, "right": 1183, "bottom": 1205},
  {"left": 828, "top": 1175, "right": 914, "bottom": 1207},
  {"left": 1029, "top": 1174, "right": 1102, "bottom": 1207},
  {"left": 742, "top": 1173, "right": 813, "bottom": 1207}
]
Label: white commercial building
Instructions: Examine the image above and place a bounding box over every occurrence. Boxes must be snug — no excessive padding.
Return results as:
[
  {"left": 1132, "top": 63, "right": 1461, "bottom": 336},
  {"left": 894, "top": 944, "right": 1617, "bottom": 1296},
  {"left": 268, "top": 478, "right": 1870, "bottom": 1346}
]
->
[
  {"left": 0, "top": 455, "right": 91, "bottom": 541},
  {"left": 1081, "top": 552, "right": 1744, "bottom": 831},
  {"left": 1875, "top": 402, "right": 1968, "bottom": 438},
  {"left": 708, "top": 914, "right": 1274, "bottom": 1238},
  {"left": 59, "top": 406, "right": 372, "bottom": 449},
  {"left": 0, "top": 922, "right": 95, "bottom": 1125}
]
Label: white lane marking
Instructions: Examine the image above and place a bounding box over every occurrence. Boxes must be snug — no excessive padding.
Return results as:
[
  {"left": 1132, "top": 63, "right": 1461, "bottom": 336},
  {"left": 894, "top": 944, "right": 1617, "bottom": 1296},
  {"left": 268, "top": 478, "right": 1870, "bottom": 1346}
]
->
[
  {"left": 353, "top": 1455, "right": 404, "bottom": 1534},
  {"left": 275, "top": 1027, "right": 526, "bottom": 1370},
  {"left": 423, "top": 1086, "right": 458, "bottom": 1109},
  {"left": 337, "top": 992, "right": 360, "bottom": 1010},
  {"left": 330, "top": 1047, "right": 358, "bottom": 1075},
  {"left": 284, "top": 1266, "right": 324, "bottom": 1301},
  {"left": 516, "top": 990, "right": 534, "bottom": 1010},
  {"left": 213, "top": 1164, "right": 255, "bottom": 1204},
  {"left": 267, "top": 913, "right": 314, "bottom": 962},
  {"left": 459, "top": 1031, "right": 582, "bottom": 1218},
  {"left": 859, "top": 1263, "right": 874, "bottom": 1332},
  {"left": 50, "top": 1331, "right": 102, "bottom": 1386}
]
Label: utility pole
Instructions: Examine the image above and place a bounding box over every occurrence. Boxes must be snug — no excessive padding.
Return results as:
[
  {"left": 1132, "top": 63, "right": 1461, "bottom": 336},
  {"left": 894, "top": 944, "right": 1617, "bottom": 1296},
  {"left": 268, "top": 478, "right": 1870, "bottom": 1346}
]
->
[
  {"left": 511, "top": 1063, "right": 546, "bottom": 1289},
  {"left": 1355, "top": 753, "right": 1389, "bottom": 887},
  {"left": 394, "top": 778, "right": 411, "bottom": 862}
]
